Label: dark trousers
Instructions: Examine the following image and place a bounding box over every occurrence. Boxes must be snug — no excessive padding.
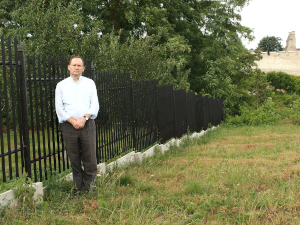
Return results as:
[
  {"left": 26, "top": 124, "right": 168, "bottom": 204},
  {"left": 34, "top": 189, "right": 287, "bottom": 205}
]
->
[{"left": 61, "top": 119, "right": 97, "bottom": 190}]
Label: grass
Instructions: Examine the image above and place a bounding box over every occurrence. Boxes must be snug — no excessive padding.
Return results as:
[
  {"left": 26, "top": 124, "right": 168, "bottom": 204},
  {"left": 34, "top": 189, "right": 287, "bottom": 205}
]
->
[{"left": 2, "top": 124, "right": 300, "bottom": 224}]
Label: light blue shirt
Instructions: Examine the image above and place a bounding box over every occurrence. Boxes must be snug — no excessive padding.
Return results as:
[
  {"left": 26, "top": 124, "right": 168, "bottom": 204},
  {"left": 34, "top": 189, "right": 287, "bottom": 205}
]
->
[{"left": 55, "top": 76, "right": 99, "bottom": 123}]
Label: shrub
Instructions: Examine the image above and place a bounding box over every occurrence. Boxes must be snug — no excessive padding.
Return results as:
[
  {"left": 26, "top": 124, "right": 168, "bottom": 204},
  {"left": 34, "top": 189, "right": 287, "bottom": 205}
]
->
[
  {"left": 226, "top": 97, "right": 283, "bottom": 126},
  {"left": 286, "top": 99, "right": 300, "bottom": 124},
  {"left": 272, "top": 92, "right": 300, "bottom": 108},
  {"left": 266, "top": 71, "right": 300, "bottom": 93}
]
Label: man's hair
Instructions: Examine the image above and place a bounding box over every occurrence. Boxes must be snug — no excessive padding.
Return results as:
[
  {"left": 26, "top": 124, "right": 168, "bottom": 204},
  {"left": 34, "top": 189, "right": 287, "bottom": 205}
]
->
[{"left": 69, "top": 56, "right": 84, "bottom": 66}]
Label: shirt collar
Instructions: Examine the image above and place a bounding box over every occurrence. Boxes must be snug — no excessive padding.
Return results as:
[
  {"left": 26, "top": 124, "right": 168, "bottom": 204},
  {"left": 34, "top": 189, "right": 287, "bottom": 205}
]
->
[{"left": 69, "top": 75, "right": 84, "bottom": 83}]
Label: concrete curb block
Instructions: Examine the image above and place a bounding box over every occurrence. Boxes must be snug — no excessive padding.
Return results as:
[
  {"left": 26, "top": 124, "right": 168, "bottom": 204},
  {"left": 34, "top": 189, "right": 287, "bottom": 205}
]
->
[
  {"left": 134, "top": 152, "right": 143, "bottom": 165},
  {"left": 32, "top": 182, "right": 43, "bottom": 204},
  {"left": 0, "top": 126, "right": 216, "bottom": 208},
  {"left": 141, "top": 144, "right": 158, "bottom": 159},
  {"left": 106, "top": 151, "right": 136, "bottom": 171},
  {"left": 0, "top": 190, "right": 17, "bottom": 209},
  {"left": 0, "top": 182, "right": 43, "bottom": 209},
  {"left": 97, "top": 163, "right": 106, "bottom": 175}
]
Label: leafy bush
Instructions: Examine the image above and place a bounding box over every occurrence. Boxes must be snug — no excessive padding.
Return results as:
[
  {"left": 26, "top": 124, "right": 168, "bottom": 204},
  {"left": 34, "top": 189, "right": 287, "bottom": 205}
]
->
[
  {"left": 286, "top": 99, "right": 300, "bottom": 124},
  {"left": 226, "top": 97, "right": 283, "bottom": 126},
  {"left": 266, "top": 71, "right": 300, "bottom": 93},
  {"left": 272, "top": 92, "right": 300, "bottom": 108}
]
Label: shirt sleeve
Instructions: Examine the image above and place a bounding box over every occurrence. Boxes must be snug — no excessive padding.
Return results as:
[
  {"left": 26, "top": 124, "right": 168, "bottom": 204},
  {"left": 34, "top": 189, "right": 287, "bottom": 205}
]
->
[
  {"left": 87, "top": 80, "right": 100, "bottom": 118},
  {"left": 55, "top": 82, "right": 71, "bottom": 123}
]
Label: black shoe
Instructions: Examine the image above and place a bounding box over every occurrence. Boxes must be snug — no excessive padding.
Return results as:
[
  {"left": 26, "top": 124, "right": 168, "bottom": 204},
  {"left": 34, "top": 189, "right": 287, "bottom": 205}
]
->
[{"left": 72, "top": 188, "right": 81, "bottom": 196}]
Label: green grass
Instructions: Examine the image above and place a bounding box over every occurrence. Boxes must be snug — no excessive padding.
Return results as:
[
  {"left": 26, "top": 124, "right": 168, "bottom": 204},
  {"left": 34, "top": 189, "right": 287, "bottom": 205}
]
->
[{"left": 2, "top": 124, "right": 300, "bottom": 224}]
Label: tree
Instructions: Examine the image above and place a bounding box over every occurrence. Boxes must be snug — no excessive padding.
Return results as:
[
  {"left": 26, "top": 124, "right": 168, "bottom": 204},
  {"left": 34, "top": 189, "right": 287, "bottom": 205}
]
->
[
  {"left": 2, "top": 0, "right": 261, "bottom": 115},
  {"left": 257, "top": 36, "right": 283, "bottom": 54},
  {"left": 248, "top": 69, "right": 272, "bottom": 109},
  {"left": 93, "top": 32, "right": 191, "bottom": 90}
]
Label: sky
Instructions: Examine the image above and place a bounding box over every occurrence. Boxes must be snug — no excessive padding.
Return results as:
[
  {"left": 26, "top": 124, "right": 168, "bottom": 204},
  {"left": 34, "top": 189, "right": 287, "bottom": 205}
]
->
[{"left": 241, "top": 0, "right": 300, "bottom": 50}]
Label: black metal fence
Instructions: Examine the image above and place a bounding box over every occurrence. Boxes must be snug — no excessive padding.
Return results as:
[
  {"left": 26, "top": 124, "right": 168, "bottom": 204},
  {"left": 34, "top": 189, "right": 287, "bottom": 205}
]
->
[{"left": 0, "top": 35, "right": 224, "bottom": 183}]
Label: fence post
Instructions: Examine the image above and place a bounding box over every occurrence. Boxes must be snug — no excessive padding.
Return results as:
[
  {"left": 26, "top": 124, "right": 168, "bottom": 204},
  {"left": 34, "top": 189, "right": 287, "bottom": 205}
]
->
[
  {"left": 130, "top": 77, "right": 137, "bottom": 152},
  {"left": 18, "top": 43, "right": 31, "bottom": 178}
]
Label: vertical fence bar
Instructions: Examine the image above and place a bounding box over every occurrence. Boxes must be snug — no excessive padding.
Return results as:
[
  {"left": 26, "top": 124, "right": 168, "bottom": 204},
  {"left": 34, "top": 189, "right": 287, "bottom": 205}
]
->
[
  {"left": 51, "top": 57, "right": 57, "bottom": 172},
  {"left": 18, "top": 47, "right": 31, "bottom": 178},
  {"left": 213, "top": 98, "right": 218, "bottom": 127},
  {"left": 208, "top": 97, "right": 214, "bottom": 127},
  {"left": 102, "top": 72, "right": 108, "bottom": 161},
  {"left": 186, "top": 91, "right": 196, "bottom": 133},
  {"left": 195, "top": 94, "right": 204, "bottom": 132},
  {"left": 97, "top": 71, "right": 104, "bottom": 162},
  {"left": 43, "top": 55, "right": 50, "bottom": 180},
  {"left": 48, "top": 57, "right": 54, "bottom": 174},
  {"left": 56, "top": 57, "right": 61, "bottom": 173},
  {"left": 174, "top": 89, "right": 187, "bottom": 138},
  {"left": 60, "top": 57, "right": 66, "bottom": 172},
  {"left": 0, "top": 35, "right": 6, "bottom": 182},
  {"left": 14, "top": 37, "right": 24, "bottom": 174},
  {"left": 203, "top": 96, "right": 209, "bottom": 130},
  {"left": 112, "top": 72, "right": 117, "bottom": 156},
  {"left": 130, "top": 77, "right": 137, "bottom": 151},
  {"left": 28, "top": 55, "right": 41, "bottom": 182},
  {"left": 33, "top": 55, "right": 41, "bottom": 181},
  {"left": 37, "top": 55, "right": 46, "bottom": 181}
]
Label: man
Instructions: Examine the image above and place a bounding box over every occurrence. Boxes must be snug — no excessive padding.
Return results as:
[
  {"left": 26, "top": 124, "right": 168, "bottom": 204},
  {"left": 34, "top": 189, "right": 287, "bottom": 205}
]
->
[{"left": 55, "top": 56, "right": 99, "bottom": 194}]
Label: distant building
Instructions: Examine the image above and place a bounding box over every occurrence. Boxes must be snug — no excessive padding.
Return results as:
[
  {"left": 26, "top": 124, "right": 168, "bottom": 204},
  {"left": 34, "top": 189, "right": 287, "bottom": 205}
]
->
[{"left": 284, "top": 31, "right": 296, "bottom": 52}]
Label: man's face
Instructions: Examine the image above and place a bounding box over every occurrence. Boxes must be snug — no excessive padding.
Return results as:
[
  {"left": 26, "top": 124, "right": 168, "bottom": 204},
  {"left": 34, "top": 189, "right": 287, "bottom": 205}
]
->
[{"left": 68, "top": 58, "right": 85, "bottom": 77}]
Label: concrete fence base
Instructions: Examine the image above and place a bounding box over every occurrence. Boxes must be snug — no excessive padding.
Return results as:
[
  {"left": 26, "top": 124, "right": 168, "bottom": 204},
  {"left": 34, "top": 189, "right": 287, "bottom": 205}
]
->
[
  {"left": 0, "top": 182, "right": 43, "bottom": 210},
  {"left": 0, "top": 127, "right": 215, "bottom": 209}
]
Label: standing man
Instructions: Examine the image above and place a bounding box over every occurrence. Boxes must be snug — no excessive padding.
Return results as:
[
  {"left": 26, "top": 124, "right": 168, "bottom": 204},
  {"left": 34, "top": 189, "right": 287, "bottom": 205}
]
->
[{"left": 55, "top": 56, "right": 99, "bottom": 194}]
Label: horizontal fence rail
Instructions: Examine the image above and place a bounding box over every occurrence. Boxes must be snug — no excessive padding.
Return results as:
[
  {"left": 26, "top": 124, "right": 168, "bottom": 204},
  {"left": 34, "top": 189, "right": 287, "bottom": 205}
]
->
[{"left": 0, "top": 35, "right": 225, "bottom": 183}]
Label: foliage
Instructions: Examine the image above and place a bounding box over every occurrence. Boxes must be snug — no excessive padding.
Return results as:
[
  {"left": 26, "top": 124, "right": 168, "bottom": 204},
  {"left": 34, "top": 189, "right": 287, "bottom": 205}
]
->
[
  {"left": 1, "top": 0, "right": 258, "bottom": 112},
  {"left": 201, "top": 48, "right": 262, "bottom": 114},
  {"left": 286, "top": 99, "right": 300, "bottom": 124},
  {"left": 9, "top": 0, "right": 87, "bottom": 56},
  {"left": 94, "top": 32, "right": 190, "bottom": 89},
  {"left": 272, "top": 92, "right": 300, "bottom": 108},
  {"left": 187, "top": 0, "right": 258, "bottom": 115},
  {"left": 257, "top": 36, "right": 284, "bottom": 53},
  {"left": 226, "top": 97, "right": 283, "bottom": 126},
  {"left": 248, "top": 68, "right": 272, "bottom": 109},
  {"left": 266, "top": 71, "right": 300, "bottom": 93},
  {"left": 226, "top": 89, "right": 300, "bottom": 127}
]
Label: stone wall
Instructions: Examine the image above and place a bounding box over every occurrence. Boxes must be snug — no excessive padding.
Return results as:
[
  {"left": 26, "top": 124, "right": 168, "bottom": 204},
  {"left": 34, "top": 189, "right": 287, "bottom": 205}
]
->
[{"left": 255, "top": 51, "right": 300, "bottom": 75}]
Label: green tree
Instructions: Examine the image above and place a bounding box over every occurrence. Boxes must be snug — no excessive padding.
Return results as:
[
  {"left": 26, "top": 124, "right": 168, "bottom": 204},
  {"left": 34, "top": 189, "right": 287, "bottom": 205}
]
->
[
  {"left": 94, "top": 32, "right": 191, "bottom": 90},
  {"left": 257, "top": 36, "right": 283, "bottom": 54},
  {"left": 191, "top": 1, "right": 260, "bottom": 114},
  {"left": 9, "top": 0, "right": 87, "bottom": 56},
  {"left": 0, "top": 0, "right": 24, "bottom": 34},
  {"left": 1, "top": 0, "right": 261, "bottom": 114}
]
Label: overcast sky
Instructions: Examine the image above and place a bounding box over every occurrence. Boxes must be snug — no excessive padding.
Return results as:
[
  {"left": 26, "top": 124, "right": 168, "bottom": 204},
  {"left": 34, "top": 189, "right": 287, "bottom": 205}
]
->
[{"left": 241, "top": 0, "right": 300, "bottom": 49}]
